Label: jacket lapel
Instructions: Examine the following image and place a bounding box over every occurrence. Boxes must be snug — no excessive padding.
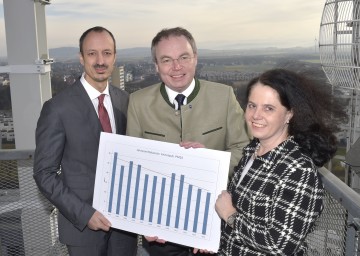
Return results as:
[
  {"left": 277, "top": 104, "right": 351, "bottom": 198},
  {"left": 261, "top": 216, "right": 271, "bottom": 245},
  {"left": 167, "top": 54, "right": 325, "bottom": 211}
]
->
[{"left": 71, "top": 80, "right": 102, "bottom": 141}]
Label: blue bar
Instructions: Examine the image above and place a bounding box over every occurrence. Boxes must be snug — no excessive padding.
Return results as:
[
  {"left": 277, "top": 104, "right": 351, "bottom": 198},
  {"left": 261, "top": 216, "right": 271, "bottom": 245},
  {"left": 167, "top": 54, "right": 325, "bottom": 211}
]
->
[
  {"left": 132, "top": 164, "right": 142, "bottom": 218},
  {"left": 166, "top": 173, "right": 176, "bottom": 226},
  {"left": 157, "top": 177, "right": 166, "bottom": 224},
  {"left": 202, "top": 192, "right": 211, "bottom": 235},
  {"left": 193, "top": 188, "right": 202, "bottom": 233},
  {"left": 116, "top": 165, "right": 125, "bottom": 215},
  {"left": 140, "top": 174, "right": 149, "bottom": 221},
  {"left": 184, "top": 185, "right": 193, "bottom": 231},
  {"left": 175, "top": 175, "right": 184, "bottom": 228},
  {"left": 108, "top": 152, "right": 117, "bottom": 213},
  {"left": 149, "top": 176, "right": 157, "bottom": 222},
  {"left": 124, "top": 161, "right": 133, "bottom": 216}
]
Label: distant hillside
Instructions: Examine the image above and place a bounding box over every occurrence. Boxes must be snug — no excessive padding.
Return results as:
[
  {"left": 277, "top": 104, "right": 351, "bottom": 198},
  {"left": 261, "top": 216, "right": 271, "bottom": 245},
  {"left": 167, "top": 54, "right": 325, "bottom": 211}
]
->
[
  {"left": 198, "top": 46, "right": 316, "bottom": 56},
  {"left": 49, "top": 47, "right": 79, "bottom": 60},
  {"left": 43, "top": 45, "right": 317, "bottom": 62},
  {"left": 49, "top": 47, "right": 152, "bottom": 61}
]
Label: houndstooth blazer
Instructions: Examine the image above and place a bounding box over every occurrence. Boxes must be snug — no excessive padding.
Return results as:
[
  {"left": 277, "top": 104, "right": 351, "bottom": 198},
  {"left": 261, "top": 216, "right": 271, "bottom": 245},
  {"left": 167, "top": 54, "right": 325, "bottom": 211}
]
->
[{"left": 219, "top": 137, "right": 324, "bottom": 256}]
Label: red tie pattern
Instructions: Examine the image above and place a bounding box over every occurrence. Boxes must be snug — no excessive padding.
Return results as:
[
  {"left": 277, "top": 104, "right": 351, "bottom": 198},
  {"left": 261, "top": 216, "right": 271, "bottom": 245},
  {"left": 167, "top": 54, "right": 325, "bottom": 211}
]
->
[{"left": 98, "top": 94, "right": 112, "bottom": 133}]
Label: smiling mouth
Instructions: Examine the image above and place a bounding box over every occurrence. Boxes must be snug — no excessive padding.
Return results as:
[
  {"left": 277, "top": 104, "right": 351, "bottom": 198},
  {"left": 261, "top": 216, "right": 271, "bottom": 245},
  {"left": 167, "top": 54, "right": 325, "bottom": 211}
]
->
[
  {"left": 95, "top": 68, "right": 107, "bottom": 74},
  {"left": 252, "top": 122, "right": 265, "bottom": 128},
  {"left": 94, "top": 65, "right": 107, "bottom": 71},
  {"left": 171, "top": 74, "right": 185, "bottom": 78}
]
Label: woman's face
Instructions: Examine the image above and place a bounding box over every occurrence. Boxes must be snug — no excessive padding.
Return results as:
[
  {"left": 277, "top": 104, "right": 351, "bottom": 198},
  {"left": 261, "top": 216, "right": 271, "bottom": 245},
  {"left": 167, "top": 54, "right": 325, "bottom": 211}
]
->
[{"left": 245, "top": 82, "right": 293, "bottom": 146}]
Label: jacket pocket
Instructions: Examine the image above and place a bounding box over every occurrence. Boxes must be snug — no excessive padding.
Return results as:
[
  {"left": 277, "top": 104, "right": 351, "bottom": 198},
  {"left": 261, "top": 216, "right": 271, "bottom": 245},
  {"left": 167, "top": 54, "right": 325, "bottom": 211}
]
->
[
  {"left": 144, "top": 131, "right": 165, "bottom": 137},
  {"left": 202, "top": 126, "right": 223, "bottom": 135},
  {"left": 66, "top": 174, "right": 90, "bottom": 189}
]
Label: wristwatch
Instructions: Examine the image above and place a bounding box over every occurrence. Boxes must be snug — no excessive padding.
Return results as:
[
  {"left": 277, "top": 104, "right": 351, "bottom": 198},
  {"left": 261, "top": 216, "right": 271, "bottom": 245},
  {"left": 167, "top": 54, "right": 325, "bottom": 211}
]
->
[{"left": 226, "top": 212, "right": 237, "bottom": 229}]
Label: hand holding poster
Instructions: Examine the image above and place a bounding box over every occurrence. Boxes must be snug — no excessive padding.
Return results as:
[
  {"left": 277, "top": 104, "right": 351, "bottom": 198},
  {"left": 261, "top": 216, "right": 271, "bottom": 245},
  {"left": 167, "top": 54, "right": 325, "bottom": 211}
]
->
[{"left": 93, "top": 133, "right": 230, "bottom": 252}]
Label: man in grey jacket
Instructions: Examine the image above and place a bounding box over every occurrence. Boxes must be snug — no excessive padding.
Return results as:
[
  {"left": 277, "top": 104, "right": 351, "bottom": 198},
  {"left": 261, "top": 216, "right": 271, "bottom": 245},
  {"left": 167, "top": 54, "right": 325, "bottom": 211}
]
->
[
  {"left": 33, "top": 26, "right": 137, "bottom": 256},
  {"left": 126, "top": 27, "right": 249, "bottom": 256}
]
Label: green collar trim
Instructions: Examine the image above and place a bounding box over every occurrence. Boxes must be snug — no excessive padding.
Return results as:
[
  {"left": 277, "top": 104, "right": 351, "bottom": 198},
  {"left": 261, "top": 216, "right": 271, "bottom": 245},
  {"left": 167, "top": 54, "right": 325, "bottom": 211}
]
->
[{"left": 160, "top": 78, "right": 200, "bottom": 108}]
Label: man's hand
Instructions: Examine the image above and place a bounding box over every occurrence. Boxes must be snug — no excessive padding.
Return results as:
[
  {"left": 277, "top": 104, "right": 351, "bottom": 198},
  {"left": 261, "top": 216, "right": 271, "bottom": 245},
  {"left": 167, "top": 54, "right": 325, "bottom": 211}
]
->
[
  {"left": 193, "top": 248, "right": 214, "bottom": 254},
  {"left": 180, "top": 141, "right": 205, "bottom": 149},
  {"left": 87, "top": 210, "right": 111, "bottom": 231},
  {"left": 144, "top": 236, "right": 166, "bottom": 244}
]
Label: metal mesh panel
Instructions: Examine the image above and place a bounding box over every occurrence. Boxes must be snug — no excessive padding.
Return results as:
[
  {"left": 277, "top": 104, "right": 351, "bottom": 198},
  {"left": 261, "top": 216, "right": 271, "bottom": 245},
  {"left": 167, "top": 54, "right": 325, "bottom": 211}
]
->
[
  {"left": 0, "top": 154, "right": 68, "bottom": 256},
  {"left": 306, "top": 190, "right": 347, "bottom": 256},
  {"left": 1, "top": 151, "right": 358, "bottom": 255},
  {"left": 319, "top": 0, "right": 360, "bottom": 90}
]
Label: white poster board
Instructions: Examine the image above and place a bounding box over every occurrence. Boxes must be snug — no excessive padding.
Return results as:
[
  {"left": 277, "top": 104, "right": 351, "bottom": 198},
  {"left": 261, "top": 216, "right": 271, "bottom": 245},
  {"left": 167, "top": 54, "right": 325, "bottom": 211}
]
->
[{"left": 93, "top": 133, "right": 230, "bottom": 252}]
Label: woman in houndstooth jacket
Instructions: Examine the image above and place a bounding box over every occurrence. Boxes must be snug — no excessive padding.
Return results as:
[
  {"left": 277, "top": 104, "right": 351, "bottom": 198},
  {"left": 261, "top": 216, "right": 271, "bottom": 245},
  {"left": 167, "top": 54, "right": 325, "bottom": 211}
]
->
[{"left": 211, "top": 68, "right": 345, "bottom": 255}]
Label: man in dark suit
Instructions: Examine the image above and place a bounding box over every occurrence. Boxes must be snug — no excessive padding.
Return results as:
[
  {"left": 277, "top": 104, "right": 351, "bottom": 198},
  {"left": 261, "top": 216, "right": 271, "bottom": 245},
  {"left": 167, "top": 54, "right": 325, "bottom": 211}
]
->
[{"left": 33, "top": 26, "right": 137, "bottom": 256}]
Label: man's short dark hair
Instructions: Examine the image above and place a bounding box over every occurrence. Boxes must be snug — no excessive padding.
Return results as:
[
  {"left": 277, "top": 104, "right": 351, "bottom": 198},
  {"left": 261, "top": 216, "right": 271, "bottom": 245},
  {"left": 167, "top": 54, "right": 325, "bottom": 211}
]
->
[{"left": 79, "top": 26, "right": 116, "bottom": 55}]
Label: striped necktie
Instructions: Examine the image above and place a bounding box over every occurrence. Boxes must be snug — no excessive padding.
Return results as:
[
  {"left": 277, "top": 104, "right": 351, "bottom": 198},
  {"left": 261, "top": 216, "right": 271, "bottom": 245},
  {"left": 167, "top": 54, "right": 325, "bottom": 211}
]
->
[{"left": 98, "top": 94, "right": 112, "bottom": 133}]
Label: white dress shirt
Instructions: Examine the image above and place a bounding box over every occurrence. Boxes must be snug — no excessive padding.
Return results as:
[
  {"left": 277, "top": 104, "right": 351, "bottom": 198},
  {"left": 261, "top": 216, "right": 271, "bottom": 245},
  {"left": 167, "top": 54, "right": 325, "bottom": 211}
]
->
[
  {"left": 80, "top": 74, "right": 116, "bottom": 133},
  {"left": 165, "top": 78, "right": 195, "bottom": 110}
]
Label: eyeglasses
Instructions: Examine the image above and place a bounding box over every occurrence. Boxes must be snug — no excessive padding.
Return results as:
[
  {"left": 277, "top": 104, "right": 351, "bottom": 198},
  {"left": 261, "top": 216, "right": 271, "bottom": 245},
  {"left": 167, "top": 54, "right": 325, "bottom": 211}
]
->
[{"left": 158, "top": 55, "right": 194, "bottom": 66}]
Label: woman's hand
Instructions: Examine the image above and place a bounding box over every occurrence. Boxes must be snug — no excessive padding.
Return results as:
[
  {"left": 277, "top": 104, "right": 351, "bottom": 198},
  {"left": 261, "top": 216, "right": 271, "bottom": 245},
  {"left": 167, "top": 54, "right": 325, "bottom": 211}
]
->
[{"left": 215, "top": 190, "right": 237, "bottom": 221}]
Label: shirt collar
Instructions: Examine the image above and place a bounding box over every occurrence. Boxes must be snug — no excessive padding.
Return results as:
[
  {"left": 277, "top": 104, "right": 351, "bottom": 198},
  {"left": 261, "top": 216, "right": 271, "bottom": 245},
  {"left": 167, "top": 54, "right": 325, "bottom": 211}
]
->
[
  {"left": 80, "top": 73, "right": 110, "bottom": 100},
  {"left": 165, "top": 78, "right": 195, "bottom": 105}
]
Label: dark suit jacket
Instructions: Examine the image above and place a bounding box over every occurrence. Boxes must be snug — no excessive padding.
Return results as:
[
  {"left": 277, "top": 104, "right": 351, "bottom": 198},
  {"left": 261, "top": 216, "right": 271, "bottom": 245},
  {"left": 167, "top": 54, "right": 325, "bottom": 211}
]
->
[{"left": 33, "top": 80, "right": 128, "bottom": 246}]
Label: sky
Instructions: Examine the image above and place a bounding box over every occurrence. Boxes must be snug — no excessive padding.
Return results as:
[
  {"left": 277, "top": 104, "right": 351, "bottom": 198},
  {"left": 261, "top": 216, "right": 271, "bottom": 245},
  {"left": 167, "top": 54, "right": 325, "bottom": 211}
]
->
[{"left": 0, "top": 0, "right": 325, "bottom": 56}]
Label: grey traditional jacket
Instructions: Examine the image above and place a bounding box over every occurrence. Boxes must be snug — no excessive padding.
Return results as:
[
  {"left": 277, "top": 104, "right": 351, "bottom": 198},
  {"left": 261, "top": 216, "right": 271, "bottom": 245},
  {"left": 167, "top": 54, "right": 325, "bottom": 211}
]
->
[{"left": 126, "top": 79, "right": 249, "bottom": 176}]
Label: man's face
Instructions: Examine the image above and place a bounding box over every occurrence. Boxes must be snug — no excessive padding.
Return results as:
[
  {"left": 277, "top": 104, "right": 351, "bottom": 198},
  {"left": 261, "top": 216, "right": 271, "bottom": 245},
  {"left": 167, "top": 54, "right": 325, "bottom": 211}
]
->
[
  {"left": 154, "top": 35, "right": 197, "bottom": 93},
  {"left": 79, "top": 31, "right": 116, "bottom": 92}
]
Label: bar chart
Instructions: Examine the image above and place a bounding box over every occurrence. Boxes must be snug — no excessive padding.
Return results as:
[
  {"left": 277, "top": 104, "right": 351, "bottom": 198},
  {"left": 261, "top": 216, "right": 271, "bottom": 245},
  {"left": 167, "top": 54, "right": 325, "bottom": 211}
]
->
[
  {"left": 107, "top": 153, "right": 212, "bottom": 235},
  {"left": 93, "top": 133, "right": 230, "bottom": 252}
]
